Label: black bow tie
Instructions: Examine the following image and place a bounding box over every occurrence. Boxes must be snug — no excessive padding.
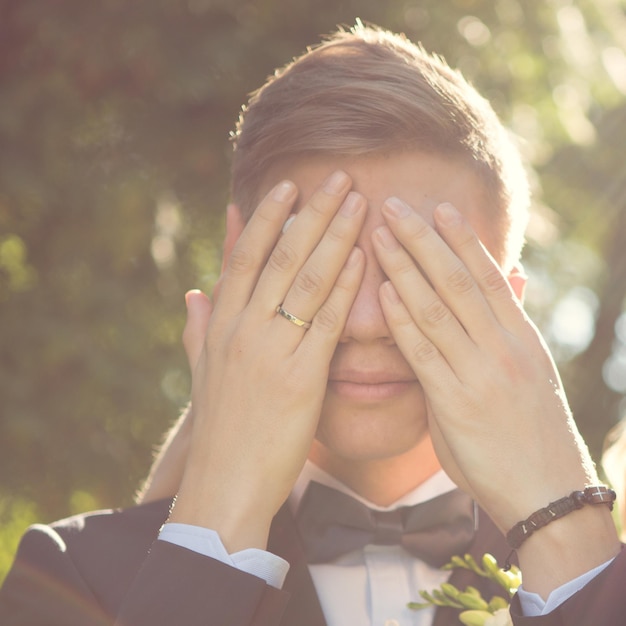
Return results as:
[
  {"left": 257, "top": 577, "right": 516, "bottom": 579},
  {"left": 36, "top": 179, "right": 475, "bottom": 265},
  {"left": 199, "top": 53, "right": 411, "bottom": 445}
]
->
[{"left": 295, "top": 482, "right": 476, "bottom": 567}]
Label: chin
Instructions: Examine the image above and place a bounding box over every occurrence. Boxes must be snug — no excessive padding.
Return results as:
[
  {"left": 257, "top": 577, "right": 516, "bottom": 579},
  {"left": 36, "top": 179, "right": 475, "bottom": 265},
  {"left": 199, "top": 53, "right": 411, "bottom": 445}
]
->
[{"left": 314, "top": 404, "right": 429, "bottom": 463}]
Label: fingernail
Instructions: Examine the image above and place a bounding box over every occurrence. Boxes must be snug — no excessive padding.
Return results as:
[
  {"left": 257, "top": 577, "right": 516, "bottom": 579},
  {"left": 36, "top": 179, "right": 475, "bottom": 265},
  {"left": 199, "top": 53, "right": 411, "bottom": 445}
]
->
[
  {"left": 185, "top": 290, "right": 201, "bottom": 307},
  {"left": 346, "top": 247, "right": 362, "bottom": 268},
  {"left": 282, "top": 214, "right": 296, "bottom": 233},
  {"left": 374, "top": 226, "right": 400, "bottom": 250},
  {"left": 340, "top": 192, "right": 363, "bottom": 216},
  {"left": 381, "top": 280, "right": 401, "bottom": 303},
  {"left": 272, "top": 180, "right": 296, "bottom": 202},
  {"left": 435, "top": 202, "right": 462, "bottom": 226},
  {"left": 324, "top": 170, "right": 350, "bottom": 194},
  {"left": 384, "top": 196, "right": 411, "bottom": 218}
]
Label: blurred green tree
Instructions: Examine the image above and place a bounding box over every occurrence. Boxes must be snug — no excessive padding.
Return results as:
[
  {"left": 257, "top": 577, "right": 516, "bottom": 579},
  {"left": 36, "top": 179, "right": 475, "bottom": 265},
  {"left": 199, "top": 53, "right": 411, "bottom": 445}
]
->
[{"left": 2, "top": 0, "right": 626, "bottom": 582}]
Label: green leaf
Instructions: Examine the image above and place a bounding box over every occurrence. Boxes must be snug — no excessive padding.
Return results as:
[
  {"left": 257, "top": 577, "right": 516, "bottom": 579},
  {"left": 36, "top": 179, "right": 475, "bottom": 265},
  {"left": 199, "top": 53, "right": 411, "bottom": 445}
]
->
[
  {"left": 458, "top": 592, "right": 489, "bottom": 610},
  {"left": 441, "top": 582, "right": 461, "bottom": 599},
  {"left": 464, "top": 554, "right": 487, "bottom": 576},
  {"left": 488, "top": 595, "right": 510, "bottom": 612},
  {"left": 482, "top": 553, "right": 500, "bottom": 575},
  {"left": 459, "top": 610, "right": 492, "bottom": 626},
  {"left": 464, "top": 586, "right": 482, "bottom": 598}
]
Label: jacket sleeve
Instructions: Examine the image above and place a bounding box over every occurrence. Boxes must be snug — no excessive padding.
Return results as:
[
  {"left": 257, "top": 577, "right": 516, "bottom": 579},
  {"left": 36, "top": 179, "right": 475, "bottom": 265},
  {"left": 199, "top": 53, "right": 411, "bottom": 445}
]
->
[
  {"left": 0, "top": 524, "right": 289, "bottom": 626},
  {"left": 510, "top": 545, "right": 626, "bottom": 626},
  {"left": 115, "top": 540, "right": 289, "bottom": 626}
]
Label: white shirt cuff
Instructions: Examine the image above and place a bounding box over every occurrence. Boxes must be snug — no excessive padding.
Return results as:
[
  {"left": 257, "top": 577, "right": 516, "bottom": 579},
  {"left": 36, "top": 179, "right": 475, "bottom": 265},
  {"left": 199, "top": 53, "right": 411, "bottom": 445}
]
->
[
  {"left": 517, "top": 557, "right": 615, "bottom": 615},
  {"left": 158, "top": 522, "right": 289, "bottom": 589}
]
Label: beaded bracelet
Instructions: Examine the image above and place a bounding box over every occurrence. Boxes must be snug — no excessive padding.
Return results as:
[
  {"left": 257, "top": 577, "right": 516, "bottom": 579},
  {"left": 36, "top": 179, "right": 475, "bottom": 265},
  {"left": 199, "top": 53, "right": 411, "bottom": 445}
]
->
[{"left": 506, "top": 485, "right": 616, "bottom": 550}]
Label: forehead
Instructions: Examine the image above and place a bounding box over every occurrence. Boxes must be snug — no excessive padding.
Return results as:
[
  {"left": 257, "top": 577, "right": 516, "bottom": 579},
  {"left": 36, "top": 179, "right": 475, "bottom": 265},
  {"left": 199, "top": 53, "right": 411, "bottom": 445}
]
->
[{"left": 260, "top": 151, "right": 502, "bottom": 263}]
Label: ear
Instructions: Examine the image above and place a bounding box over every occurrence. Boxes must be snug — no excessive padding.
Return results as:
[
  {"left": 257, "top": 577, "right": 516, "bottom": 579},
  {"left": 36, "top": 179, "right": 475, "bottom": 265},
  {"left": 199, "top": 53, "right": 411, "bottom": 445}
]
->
[
  {"left": 506, "top": 262, "right": 527, "bottom": 302},
  {"left": 221, "top": 203, "right": 246, "bottom": 273}
]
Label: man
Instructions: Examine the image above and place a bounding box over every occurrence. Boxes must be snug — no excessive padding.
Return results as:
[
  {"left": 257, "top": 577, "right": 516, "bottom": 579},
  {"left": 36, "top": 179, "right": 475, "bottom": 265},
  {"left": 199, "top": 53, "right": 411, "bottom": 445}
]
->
[{"left": 1, "top": 24, "right": 623, "bottom": 626}]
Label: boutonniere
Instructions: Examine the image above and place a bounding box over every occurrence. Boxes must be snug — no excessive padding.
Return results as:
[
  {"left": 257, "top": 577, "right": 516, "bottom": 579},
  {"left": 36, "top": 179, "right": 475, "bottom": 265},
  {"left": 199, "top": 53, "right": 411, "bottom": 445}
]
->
[{"left": 409, "top": 554, "right": 521, "bottom": 626}]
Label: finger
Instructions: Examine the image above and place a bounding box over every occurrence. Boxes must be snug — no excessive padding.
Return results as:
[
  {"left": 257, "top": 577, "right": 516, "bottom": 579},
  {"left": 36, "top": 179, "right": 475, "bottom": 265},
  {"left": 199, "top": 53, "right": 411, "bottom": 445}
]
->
[
  {"left": 432, "top": 202, "right": 527, "bottom": 330},
  {"left": 250, "top": 170, "right": 353, "bottom": 321},
  {"left": 379, "top": 197, "right": 504, "bottom": 341},
  {"left": 216, "top": 179, "right": 298, "bottom": 316},
  {"left": 275, "top": 191, "right": 367, "bottom": 336},
  {"left": 372, "top": 224, "right": 477, "bottom": 366},
  {"left": 300, "top": 246, "right": 365, "bottom": 358},
  {"left": 379, "top": 279, "right": 457, "bottom": 390},
  {"left": 182, "top": 290, "right": 213, "bottom": 371}
]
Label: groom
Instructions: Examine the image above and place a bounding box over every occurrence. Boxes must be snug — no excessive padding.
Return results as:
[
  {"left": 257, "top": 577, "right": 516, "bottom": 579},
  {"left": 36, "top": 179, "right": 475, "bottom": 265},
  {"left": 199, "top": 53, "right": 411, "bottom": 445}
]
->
[{"left": 1, "top": 23, "right": 623, "bottom": 626}]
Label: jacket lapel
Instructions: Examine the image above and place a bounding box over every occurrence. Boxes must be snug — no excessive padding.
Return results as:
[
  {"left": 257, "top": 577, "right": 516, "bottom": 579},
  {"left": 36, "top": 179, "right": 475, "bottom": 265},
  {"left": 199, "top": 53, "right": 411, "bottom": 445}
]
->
[
  {"left": 433, "top": 508, "right": 512, "bottom": 626},
  {"left": 269, "top": 503, "right": 327, "bottom": 626}
]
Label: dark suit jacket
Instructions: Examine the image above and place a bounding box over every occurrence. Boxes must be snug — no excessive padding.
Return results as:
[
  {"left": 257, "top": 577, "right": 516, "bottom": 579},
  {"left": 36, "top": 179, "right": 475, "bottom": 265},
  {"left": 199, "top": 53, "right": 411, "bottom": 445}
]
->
[{"left": 0, "top": 498, "right": 624, "bottom": 625}]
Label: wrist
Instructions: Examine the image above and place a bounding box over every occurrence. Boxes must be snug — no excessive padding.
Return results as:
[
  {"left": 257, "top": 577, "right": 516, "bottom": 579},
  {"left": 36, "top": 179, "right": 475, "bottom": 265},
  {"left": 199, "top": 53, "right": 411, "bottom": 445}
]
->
[
  {"left": 168, "top": 471, "right": 275, "bottom": 553},
  {"left": 516, "top": 497, "right": 620, "bottom": 598},
  {"left": 507, "top": 486, "right": 616, "bottom": 549}
]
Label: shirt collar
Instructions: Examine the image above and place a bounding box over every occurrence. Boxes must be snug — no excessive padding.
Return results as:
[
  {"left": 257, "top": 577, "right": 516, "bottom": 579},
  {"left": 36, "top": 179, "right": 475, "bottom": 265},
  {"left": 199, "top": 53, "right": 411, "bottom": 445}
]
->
[{"left": 289, "top": 459, "right": 458, "bottom": 515}]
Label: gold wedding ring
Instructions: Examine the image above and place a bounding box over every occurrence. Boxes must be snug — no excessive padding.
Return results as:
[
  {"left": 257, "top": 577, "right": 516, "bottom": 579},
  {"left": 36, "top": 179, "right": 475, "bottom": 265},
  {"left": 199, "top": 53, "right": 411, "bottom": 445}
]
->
[{"left": 276, "top": 304, "right": 312, "bottom": 329}]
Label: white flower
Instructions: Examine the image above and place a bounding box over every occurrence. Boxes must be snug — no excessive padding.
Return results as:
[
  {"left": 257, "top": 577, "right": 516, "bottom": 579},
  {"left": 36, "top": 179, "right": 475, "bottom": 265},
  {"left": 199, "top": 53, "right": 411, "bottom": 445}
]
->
[
  {"left": 485, "top": 608, "right": 513, "bottom": 626},
  {"left": 410, "top": 553, "right": 520, "bottom": 625}
]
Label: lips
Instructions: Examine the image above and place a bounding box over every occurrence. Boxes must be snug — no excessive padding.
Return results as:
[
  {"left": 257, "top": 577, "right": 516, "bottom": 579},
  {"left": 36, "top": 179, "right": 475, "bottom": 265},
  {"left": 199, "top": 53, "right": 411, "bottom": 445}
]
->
[
  {"left": 330, "top": 371, "right": 414, "bottom": 385},
  {"left": 327, "top": 369, "right": 419, "bottom": 402}
]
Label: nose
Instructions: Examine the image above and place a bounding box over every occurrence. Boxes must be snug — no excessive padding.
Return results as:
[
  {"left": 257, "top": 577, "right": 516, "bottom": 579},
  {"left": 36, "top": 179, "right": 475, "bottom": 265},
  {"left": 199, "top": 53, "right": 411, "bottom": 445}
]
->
[{"left": 339, "top": 243, "right": 394, "bottom": 344}]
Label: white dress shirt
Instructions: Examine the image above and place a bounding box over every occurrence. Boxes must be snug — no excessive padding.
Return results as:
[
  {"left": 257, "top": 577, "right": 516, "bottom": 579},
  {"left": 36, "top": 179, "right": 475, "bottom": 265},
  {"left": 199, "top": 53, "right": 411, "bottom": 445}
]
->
[
  {"left": 286, "top": 461, "right": 457, "bottom": 626},
  {"left": 159, "top": 461, "right": 613, "bottom": 624}
]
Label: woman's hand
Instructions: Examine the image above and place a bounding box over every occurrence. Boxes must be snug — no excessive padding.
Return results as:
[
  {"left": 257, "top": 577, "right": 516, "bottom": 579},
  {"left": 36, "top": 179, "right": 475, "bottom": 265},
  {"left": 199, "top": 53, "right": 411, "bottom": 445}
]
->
[
  {"left": 169, "top": 171, "right": 367, "bottom": 552},
  {"left": 372, "top": 197, "right": 619, "bottom": 595},
  {"left": 373, "top": 198, "right": 594, "bottom": 525}
]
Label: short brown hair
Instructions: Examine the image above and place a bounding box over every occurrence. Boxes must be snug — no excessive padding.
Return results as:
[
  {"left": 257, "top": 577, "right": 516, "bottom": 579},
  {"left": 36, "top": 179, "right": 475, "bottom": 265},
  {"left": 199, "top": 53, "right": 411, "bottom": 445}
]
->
[{"left": 231, "top": 23, "right": 529, "bottom": 270}]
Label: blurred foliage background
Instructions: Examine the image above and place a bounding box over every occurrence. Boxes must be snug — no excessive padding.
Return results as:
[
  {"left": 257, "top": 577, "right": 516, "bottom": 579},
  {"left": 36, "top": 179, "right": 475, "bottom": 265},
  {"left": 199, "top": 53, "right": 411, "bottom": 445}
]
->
[{"left": 2, "top": 0, "right": 626, "bottom": 582}]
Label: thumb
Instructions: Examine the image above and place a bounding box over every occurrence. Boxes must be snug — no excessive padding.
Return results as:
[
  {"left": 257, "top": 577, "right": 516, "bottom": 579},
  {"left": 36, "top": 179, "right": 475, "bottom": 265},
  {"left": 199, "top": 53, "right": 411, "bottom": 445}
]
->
[{"left": 182, "top": 289, "right": 213, "bottom": 372}]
